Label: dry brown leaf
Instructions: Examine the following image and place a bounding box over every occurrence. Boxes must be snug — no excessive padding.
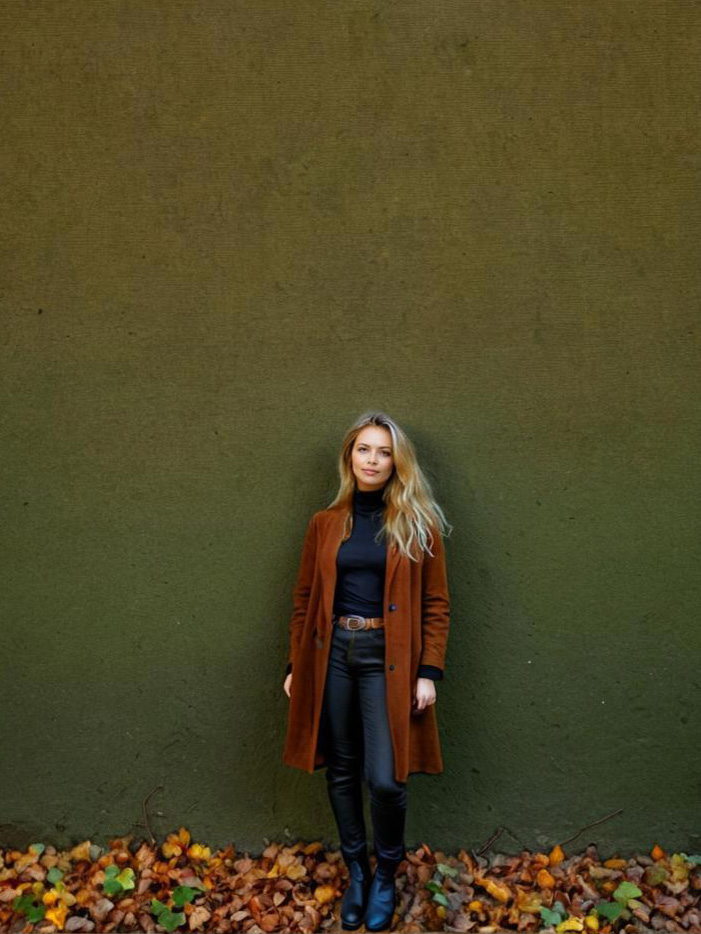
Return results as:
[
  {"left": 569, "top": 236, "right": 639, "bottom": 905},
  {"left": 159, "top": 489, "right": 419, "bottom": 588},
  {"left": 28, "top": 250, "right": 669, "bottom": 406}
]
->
[{"left": 260, "top": 908, "right": 281, "bottom": 931}]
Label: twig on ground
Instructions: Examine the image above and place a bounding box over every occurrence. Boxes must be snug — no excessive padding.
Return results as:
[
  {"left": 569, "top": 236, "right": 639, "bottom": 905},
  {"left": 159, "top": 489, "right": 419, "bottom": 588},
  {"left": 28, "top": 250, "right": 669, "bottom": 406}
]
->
[
  {"left": 142, "top": 784, "right": 164, "bottom": 847},
  {"left": 561, "top": 808, "right": 624, "bottom": 847}
]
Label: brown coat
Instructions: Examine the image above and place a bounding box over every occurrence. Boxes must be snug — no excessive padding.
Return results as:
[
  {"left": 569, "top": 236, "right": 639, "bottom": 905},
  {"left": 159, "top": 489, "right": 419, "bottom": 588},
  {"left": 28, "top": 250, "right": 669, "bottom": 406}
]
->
[{"left": 282, "top": 504, "right": 451, "bottom": 783}]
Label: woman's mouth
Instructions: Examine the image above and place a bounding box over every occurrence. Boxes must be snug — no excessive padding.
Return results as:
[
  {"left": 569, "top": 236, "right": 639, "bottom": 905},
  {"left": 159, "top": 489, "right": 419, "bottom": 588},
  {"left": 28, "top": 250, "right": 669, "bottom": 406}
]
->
[{"left": 363, "top": 470, "right": 378, "bottom": 475}]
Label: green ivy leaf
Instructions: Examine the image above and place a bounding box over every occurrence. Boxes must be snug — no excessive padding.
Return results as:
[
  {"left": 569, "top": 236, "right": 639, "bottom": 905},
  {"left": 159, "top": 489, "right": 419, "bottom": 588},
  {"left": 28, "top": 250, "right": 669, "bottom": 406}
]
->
[
  {"left": 613, "top": 880, "right": 642, "bottom": 904},
  {"left": 539, "top": 906, "right": 564, "bottom": 926},
  {"left": 596, "top": 900, "right": 624, "bottom": 921},
  {"left": 159, "top": 908, "right": 186, "bottom": 931},
  {"left": 47, "top": 867, "right": 64, "bottom": 884},
  {"left": 152, "top": 897, "right": 168, "bottom": 915},
  {"left": 116, "top": 867, "right": 135, "bottom": 891},
  {"left": 12, "top": 894, "right": 35, "bottom": 914},
  {"left": 26, "top": 904, "right": 46, "bottom": 923},
  {"left": 425, "top": 880, "right": 443, "bottom": 894},
  {"left": 436, "top": 862, "right": 459, "bottom": 878},
  {"left": 172, "top": 885, "right": 199, "bottom": 907},
  {"left": 28, "top": 843, "right": 45, "bottom": 856},
  {"left": 104, "top": 864, "right": 121, "bottom": 879},
  {"left": 103, "top": 879, "right": 124, "bottom": 896},
  {"left": 432, "top": 891, "right": 449, "bottom": 907}
]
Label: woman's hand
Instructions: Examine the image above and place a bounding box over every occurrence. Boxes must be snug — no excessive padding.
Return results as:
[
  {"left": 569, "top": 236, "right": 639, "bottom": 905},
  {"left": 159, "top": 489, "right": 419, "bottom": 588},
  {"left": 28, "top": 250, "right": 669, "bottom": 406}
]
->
[
  {"left": 412, "top": 677, "right": 436, "bottom": 713},
  {"left": 283, "top": 673, "right": 292, "bottom": 698}
]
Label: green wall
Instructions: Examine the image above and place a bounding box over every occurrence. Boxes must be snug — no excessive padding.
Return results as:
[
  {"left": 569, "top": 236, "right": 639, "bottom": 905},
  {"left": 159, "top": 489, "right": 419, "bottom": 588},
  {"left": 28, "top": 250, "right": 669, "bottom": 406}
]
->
[{"left": 2, "top": 1, "right": 699, "bottom": 857}]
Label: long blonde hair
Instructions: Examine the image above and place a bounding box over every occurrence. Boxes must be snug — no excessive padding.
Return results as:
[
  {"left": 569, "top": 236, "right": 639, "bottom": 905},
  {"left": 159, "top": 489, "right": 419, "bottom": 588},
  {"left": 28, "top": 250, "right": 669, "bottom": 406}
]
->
[{"left": 327, "top": 411, "right": 452, "bottom": 561}]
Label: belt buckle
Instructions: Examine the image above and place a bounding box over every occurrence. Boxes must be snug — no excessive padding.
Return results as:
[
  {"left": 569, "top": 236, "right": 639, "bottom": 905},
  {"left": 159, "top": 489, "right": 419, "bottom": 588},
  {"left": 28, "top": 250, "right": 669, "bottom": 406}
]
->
[{"left": 345, "top": 615, "right": 366, "bottom": 631}]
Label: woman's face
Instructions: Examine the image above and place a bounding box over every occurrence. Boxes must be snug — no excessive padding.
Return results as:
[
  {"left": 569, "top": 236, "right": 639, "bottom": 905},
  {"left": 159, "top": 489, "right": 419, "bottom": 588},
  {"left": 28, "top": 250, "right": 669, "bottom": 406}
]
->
[{"left": 351, "top": 425, "right": 394, "bottom": 491}]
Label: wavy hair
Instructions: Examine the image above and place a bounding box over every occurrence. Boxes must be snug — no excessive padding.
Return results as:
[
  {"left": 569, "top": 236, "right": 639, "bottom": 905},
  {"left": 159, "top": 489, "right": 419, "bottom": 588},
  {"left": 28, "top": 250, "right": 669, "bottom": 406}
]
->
[{"left": 326, "top": 411, "right": 452, "bottom": 561}]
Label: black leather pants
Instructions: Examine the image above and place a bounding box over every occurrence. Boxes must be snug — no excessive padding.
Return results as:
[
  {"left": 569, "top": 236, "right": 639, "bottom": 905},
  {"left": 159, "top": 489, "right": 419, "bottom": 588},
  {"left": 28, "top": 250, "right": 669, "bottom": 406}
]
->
[{"left": 318, "top": 617, "right": 407, "bottom": 863}]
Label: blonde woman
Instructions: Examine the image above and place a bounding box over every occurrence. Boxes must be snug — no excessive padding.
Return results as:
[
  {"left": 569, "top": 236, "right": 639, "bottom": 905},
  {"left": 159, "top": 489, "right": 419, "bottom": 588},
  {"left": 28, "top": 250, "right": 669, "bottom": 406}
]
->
[{"left": 283, "top": 411, "right": 451, "bottom": 931}]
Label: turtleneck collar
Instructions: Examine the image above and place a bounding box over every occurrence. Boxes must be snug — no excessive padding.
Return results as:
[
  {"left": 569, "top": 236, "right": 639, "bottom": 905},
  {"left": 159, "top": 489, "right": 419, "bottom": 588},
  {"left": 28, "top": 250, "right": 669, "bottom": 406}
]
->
[{"left": 353, "top": 483, "right": 386, "bottom": 514}]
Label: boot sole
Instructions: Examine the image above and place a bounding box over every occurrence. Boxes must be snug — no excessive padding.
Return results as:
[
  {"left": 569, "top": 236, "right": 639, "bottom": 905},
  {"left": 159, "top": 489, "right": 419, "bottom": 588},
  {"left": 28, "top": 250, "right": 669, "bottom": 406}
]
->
[
  {"left": 365, "top": 918, "right": 393, "bottom": 932},
  {"left": 366, "top": 918, "right": 394, "bottom": 932}
]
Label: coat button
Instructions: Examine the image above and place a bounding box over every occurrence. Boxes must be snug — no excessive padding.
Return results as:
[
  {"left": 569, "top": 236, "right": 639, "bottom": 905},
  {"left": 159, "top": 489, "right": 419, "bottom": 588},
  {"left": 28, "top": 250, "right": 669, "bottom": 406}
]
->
[
  {"left": 389, "top": 664, "right": 395, "bottom": 670},
  {"left": 389, "top": 604, "right": 397, "bottom": 611}
]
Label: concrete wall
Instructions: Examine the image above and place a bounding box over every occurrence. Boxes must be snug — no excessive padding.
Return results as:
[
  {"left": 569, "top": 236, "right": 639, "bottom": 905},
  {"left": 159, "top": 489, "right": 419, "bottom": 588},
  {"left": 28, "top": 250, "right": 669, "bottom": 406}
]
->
[{"left": 1, "top": 1, "right": 699, "bottom": 856}]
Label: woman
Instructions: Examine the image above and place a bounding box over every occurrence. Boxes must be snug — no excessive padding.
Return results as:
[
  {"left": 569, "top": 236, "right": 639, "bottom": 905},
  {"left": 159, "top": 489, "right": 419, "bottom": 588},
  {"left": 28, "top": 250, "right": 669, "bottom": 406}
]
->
[{"left": 282, "top": 411, "right": 451, "bottom": 931}]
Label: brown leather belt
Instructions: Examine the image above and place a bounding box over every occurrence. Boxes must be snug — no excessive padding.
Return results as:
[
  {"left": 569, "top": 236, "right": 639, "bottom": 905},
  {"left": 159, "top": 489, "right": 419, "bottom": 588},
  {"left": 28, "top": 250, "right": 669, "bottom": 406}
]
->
[{"left": 333, "top": 614, "right": 385, "bottom": 632}]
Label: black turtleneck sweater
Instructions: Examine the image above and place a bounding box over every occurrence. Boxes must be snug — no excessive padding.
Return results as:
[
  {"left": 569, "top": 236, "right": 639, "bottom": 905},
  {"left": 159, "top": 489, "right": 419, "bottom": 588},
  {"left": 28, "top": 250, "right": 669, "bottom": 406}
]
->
[
  {"left": 285, "top": 484, "right": 443, "bottom": 682},
  {"left": 333, "top": 484, "right": 387, "bottom": 617}
]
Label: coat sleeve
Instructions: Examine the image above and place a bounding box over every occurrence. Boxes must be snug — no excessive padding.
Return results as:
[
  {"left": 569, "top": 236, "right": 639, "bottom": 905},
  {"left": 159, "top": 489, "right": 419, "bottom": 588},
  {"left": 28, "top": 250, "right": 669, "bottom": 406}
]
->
[
  {"left": 419, "top": 527, "right": 450, "bottom": 676},
  {"left": 285, "top": 513, "right": 318, "bottom": 676}
]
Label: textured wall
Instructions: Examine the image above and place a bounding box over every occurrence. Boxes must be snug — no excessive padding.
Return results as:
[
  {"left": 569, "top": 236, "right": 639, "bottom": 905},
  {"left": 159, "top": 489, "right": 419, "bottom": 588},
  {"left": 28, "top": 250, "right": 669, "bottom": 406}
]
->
[{"left": 1, "top": 1, "right": 700, "bottom": 856}]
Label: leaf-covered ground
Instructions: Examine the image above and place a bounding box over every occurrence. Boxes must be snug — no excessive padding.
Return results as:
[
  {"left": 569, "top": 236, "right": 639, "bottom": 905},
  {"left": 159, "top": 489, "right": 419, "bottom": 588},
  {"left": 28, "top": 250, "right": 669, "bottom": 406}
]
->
[{"left": 1, "top": 829, "right": 699, "bottom": 933}]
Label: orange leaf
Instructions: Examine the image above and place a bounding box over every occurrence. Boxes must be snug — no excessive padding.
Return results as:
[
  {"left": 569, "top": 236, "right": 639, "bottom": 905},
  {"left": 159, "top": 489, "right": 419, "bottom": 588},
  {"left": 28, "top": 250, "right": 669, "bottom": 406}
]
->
[
  {"left": 476, "top": 876, "right": 512, "bottom": 903},
  {"left": 178, "top": 827, "right": 191, "bottom": 848},
  {"left": 603, "top": 859, "right": 627, "bottom": 870},
  {"left": 651, "top": 844, "right": 665, "bottom": 861},
  {"left": 249, "top": 894, "right": 263, "bottom": 923},
  {"left": 303, "top": 842, "right": 323, "bottom": 855},
  {"left": 187, "top": 844, "right": 211, "bottom": 861},
  {"left": 45, "top": 905, "right": 68, "bottom": 928},
  {"left": 537, "top": 869, "right": 555, "bottom": 888},
  {"left": 162, "top": 835, "right": 183, "bottom": 859},
  {"left": 548, "top": 845, "right": 565, "bottom": 866},
  {"left": 457, "top": 849, "right": 476, "bottom": 873}
]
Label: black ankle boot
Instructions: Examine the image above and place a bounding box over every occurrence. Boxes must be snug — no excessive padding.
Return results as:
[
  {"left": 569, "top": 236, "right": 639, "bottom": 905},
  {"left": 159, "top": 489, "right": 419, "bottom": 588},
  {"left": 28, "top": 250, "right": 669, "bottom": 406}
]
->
[
  {"left": 340, "top": 846, "right": 372, "bottom": 931},
  {"left": 364, "top": 855, "right": 402, "bottom": 931}
]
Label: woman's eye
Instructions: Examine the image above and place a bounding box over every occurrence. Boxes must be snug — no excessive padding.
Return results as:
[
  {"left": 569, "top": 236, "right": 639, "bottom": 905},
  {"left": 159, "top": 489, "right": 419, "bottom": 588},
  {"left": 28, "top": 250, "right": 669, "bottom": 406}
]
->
[{"left": 358, "top": 447, "right": 391, "bottom": 456}]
